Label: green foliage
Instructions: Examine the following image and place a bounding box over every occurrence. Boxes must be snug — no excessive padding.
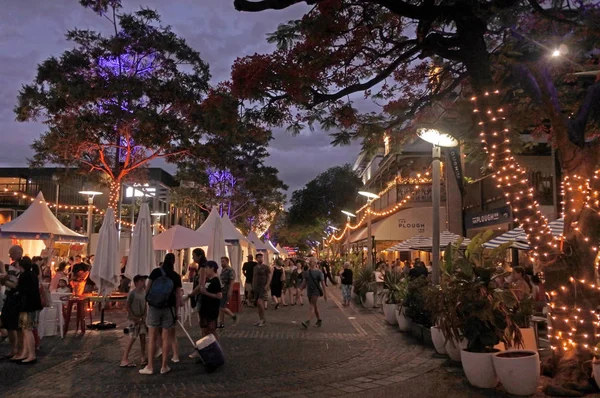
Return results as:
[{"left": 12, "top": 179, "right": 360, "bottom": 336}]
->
[
  {"left": 16, "top": 2, "right": 210, "bottom": 185},
  {"left": 381, "top": 271, "right": 406, "bottom": 304},
  {"left": 437, "top": 233, "right": 522, "bottom": 353},
  {"left": 403, "top": 277, "right": 433, "bottom": 327},
  {"left": 353, "top": 266, "right": 375, "bottom": 300}
]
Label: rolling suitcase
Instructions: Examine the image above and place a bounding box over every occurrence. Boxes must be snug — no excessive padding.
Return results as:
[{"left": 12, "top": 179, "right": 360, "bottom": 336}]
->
[{"left": 178, "top": 320, "right": 225, "bottom": 372}]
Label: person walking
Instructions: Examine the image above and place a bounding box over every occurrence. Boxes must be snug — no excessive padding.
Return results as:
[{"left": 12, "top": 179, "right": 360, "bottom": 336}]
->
[
  {"left": 199, "top": 261, "right": 222, "bottom": 339},
  {"left": 252, "top": 253, "right": 271, "bottom": 327},
  {"left": 282, "top": 259, "right": 293, "bottom": 306},
  {"left": 0, "top": 245, "right": 24, "bottom": 359},
  {"left": 139, "top": 253, "right": 182, "bottom": 376},
  {"left": 339, "top": 262, "right": 353, "bottom": 307},
  {"left": 295, "top": 261, "right": 307, "bottom": 306},
  {"left": 301, "top": 258, "right": 327, "bottom": 329},
  {"left": 217, "top": 257, "right": 237, "bottom": 329},
  {"left": 242, "top": 255, "right": 257, "bottom": 307},
  {"left": 288, "top": 259, "right": 300, "bottom": 305},
  {"left": 13, "top": 256, "right": 42, "bottom": 364},
  {"left": 270, "top": 259, "right": 285, "bottom": 310}
]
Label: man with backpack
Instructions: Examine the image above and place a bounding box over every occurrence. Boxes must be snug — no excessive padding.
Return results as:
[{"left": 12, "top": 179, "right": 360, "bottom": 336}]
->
[{"left": 140, "top": 253, "right": 182, "bottom": 376}]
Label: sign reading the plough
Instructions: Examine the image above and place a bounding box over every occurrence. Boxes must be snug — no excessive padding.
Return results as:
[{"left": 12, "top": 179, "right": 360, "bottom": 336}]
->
[
  {"left": 398, "top": 219, "right": 426, "bottom": 234},
  {"left": 465, "top": 206, "right": 512, "bottom": 229}
]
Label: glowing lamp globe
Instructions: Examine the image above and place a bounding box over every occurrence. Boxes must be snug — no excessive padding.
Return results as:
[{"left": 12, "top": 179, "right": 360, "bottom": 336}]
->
[
  {"left": 341, "top": 210, "right": 356, "bottom": 218},
  {"left": 417, "top": 128, "right": 458, "bottom": 148},
  {"left": 358, "top": 191, "right": 380, "bottom": 200}
]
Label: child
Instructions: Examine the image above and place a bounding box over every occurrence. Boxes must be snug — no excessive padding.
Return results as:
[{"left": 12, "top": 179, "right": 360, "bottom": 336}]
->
[
  {"left": 199, "top": 261, "right": 222, "bottom": 339},
  {"left": 56, "top": 278, "right": 71, "bottom": 293},
  {"left": 120, "top": 275, "right": 148, "bottom": 368}
]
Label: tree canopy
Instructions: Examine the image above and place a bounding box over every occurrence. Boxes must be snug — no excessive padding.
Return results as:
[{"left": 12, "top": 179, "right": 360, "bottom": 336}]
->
[{"left": 15, "top": 1, "right": 211, "bottom": 208}]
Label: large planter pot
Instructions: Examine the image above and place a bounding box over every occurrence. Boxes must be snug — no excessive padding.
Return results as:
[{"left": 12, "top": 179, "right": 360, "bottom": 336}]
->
[
  {"left": 396, "top": 308, "right": 412, "bottom": 332},
  {"left": 461, "top": 349, "right": 498, "bottom": 389},
  {"left": 445, "top": 337, "right": 467, "bottom": 362},
  {"left": 383, "top": 303, "right": 397, "bottom": 325},
  {"left": 431, "top": 326, "right": 447, "bottom": 355},
  {"left": 493, "top": 350, "right": 540, "bottom": 396},
  {"left": 365, "top": 292, "right": 375, "bottom": 308}
]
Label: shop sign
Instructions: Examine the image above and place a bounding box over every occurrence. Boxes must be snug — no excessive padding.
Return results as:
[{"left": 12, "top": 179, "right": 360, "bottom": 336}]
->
[
  {"left": 465, "top": 206, "right": 512, "bottom": 229},
  {"left": 398, "top": 218, "right": 426, "bottom": 234}
]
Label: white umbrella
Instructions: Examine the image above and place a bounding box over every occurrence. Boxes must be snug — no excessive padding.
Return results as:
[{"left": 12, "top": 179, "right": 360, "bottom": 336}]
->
[
  {"left": 90, "top": 208, "right": 120, "bottom": 296},
  {"left": 126, "top": 203, "right": 155, "bottom": 280},
  {"left": 206, "top": 207, "right": 227, "bottom": 265},
  {"left": 411, "top": 231, "right": 471, "bottom": 250},
  {"left": 389, "top": 235, "right": 429, "bottom": 252}
]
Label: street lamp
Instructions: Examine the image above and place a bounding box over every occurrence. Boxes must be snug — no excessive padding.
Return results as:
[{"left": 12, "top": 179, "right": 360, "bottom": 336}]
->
[
  {"left": 341, "top": 210, "right": 356, "bottom": 256},
  {"left": 417, "top": 128, "right": 458, "bottom": 285},
  {"left": 358, "top": 191, "right": 380, "bottom": 267},
  {"left": 79, "top": 189, "right": 103, "bottom": 255},
  {"left": 150, "top": 212, "right": 167, "bottom": 235}
]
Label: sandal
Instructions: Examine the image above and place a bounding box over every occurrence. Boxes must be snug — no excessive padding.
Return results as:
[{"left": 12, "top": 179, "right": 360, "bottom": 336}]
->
[{"left": 119, "top": 362, "right": 137, "bottom": 368}]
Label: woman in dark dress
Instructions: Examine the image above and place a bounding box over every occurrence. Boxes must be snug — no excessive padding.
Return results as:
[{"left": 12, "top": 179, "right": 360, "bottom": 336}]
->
[
  {"left": 270, "top": 259, "right": 285, "bottom": 310},
  {"left": 14, "top": 257, "right": 42, "bottom": 364}
]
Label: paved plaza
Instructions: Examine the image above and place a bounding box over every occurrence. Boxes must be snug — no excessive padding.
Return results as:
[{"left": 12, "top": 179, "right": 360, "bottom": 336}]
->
[{"left": 0, "top": 287, "right": 540, "bottom": 397}]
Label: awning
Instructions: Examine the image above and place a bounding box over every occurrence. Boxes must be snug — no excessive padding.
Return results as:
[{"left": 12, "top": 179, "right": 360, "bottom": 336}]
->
[
  {"left": 388, "top": 235, "right": 430, "bottom": 252},
  {"left": 410, "top": 230, "right": 471, "bottom": 250}
]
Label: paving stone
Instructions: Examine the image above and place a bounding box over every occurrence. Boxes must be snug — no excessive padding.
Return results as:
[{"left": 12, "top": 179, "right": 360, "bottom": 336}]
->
[{"left": 338, "top": 386, "right": 364, "bottom": 393}]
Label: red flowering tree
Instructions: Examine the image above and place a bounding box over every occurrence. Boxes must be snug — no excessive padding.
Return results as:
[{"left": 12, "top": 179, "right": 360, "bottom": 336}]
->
[{"left": 231, "top": 0, "right": 600, "bottom": 392}]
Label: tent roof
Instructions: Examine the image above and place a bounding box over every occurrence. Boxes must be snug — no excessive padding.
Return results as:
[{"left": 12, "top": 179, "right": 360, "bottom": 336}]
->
[
  {"left": 247, "top": 231, "right": 269, "bottom": 251},
  {"left": 153, "top": 225, "right": 198, "bottom": 250},
  {"left": 195, "top": 207, "right": 227, "bottom": 247},
  {"left": 0, "top": 192, "right": 88, "bottom": 242},
  {"left": 265, "top": 240, "right": 279, "bottom": 253},
  {"left": 221, "top": 213, "right": 248, "bottom": 243}
]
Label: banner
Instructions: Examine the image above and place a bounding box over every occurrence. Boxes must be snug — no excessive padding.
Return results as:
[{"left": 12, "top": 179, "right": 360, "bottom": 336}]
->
[{"left": 448, "top": 147, "right": 463, "bottom": 192}]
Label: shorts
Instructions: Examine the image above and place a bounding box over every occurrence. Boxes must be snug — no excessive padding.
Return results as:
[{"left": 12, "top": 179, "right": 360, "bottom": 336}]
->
[
  {"left": 244, "top": 283, "right": 253, "bottom": 294},
  {"left": 19, "top": 311, "right": 40, "bottom": 331},
  {"left": 220, "top": 292, "right": 229, "bottom": 309},
  {"left": 200, "top": 316, "right": 217, "bottom": 330},
  {"left": 127, "top": 321, "right": 148, "bottom": 338},
  {"left": 146, "top": 306, "right": 176, "bottom": 329},
  {"left": 253, "top": 287, "right": 269, "bottom": 304}
]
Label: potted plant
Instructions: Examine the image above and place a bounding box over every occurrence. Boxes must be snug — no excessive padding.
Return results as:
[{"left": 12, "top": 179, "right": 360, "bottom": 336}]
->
[
  {"left": 439, "top": 233, "right": 523, "bottom": 388},
  {"left": 403, "top": 277, "right": 433, "bottom": 343},
  {"left": 353, "top": 266, "right": 376, "bottom": 308},
  {"left": 508, "top": 295, "right": 536, "bottom": 351},
  {"left": 394, "top": 278, "right": 411, "bottom": 331},
  {"left": 380, "top": 270, "right": 405, "bottom": 325},
  {"left": 423, "top": 284, "right": 447, "bottom": 355}
]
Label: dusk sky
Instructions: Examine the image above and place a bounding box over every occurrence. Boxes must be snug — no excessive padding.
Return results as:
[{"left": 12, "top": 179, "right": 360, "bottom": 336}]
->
[{"left": 0, "top": 0, "right": 361, "bottom": 197}]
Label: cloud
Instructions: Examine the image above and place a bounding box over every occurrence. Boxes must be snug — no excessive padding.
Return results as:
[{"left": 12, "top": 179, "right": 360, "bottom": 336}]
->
[{"left": 0, "top": 0, "right": 360, "bottom": 197}]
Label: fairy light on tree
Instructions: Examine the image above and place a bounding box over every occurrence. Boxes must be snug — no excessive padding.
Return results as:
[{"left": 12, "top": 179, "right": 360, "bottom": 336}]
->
[{"left": 15, "top": 1, "right": 210, "bottom": 210}]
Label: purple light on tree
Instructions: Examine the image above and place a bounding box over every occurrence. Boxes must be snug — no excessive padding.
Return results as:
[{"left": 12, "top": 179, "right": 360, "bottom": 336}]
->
[{"left": 207, "top": 168, "right": 237, "bottom": 217}]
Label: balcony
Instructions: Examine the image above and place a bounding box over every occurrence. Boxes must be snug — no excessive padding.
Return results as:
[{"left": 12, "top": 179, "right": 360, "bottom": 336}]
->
[{"left": 357, "top": 182, "right": 445, "bottom": 220}]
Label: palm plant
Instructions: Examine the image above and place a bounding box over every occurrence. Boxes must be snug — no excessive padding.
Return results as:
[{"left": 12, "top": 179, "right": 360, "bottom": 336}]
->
[
  {"left": 381, "top": 270, "right": 405, "bottom": 304},
  {"left": 353, "top": 265, "right": 376, "bottom": 303}
]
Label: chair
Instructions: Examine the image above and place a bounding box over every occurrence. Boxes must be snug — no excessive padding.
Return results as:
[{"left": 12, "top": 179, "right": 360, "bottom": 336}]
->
[{"left": 38, "top": 301, "right": 65, "bottom": 339}]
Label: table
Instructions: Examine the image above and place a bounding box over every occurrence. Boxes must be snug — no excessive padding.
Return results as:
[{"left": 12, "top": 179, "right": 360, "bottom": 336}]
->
[{"left": 87, "top": 294, "right": 128, "bottom": 330}]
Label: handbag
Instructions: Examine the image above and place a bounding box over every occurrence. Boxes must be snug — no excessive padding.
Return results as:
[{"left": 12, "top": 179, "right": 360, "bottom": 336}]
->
[{"left": 308, "top": 270, "right": 323, "bottom": 297}]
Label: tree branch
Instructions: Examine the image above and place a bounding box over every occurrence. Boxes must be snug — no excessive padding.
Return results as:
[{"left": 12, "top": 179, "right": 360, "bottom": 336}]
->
[
  {"left": 233, "top": 0, "right": 316, "bottom": 12},
  {"left": 526, "top": 0, "right": 580, "bottom": 26},
  {"left": 310, "top": 42, "right": 420, "bottom": 105},
  {"left": 570, "top": 81, "right": 600, "bottom": 147}
]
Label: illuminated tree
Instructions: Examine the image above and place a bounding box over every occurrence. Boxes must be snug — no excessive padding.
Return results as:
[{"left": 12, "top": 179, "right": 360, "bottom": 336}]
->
[
  {"left": 231, "top": 0, "right": 600, "bottom": 391},
  {"left": 15, "top": 0, "right": 210, "bottom": 209}
]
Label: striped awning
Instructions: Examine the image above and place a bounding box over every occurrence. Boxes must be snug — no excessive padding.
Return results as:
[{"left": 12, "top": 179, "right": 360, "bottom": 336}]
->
[
  {"left": 410, "top": 230, "right": 471, "bottom": 250},
  {"left": 482, "top": 218, "right": 564, "bottom": 250}
]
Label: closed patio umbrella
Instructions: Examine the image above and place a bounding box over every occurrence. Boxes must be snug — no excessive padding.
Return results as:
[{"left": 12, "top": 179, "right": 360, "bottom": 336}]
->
[
  {"left": 89, "top": 208, "right": 120, "bottom": 330},
  {"left": 126, "top": 203, "right": 155, "bottom": 280}
]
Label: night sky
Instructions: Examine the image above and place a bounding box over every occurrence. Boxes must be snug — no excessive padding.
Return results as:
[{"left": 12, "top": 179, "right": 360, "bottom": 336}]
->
[{"left": 0, "top": 0, "right": 360, "bottom": 197}]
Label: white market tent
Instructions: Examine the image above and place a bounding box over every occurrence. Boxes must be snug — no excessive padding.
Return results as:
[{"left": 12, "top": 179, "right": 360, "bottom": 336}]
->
[
  {"left": 247, "top": 230, "right": 277, "bottom": 263},
  {"left": 221, "top": 213, "right": 251, "bottom": 283},
  {"left": 265, "top": 239, "right": 279, "bottom": 255},
  {"left": 275, "top": 244, "right": 287, "bottom": 259},
  {"left": 0, "top": 192, "right": 87, "bottom": 259},
  {"left": 153, "top": 225, "right": 199, "bottom": 250}
]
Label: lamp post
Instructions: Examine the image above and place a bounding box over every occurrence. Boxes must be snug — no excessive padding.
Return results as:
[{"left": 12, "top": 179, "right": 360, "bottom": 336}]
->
[
  {"left": 358, "top": 191, "right": 380, "bottom": 268},
  {"left": 417, "top": 128, "right": 458, "bottom": 284},
  {"left": 341, "top": 210, "right": 356, "bottom": 257},
  {"left": 79, "top": 189, "right": 103, "bottom": 255}
]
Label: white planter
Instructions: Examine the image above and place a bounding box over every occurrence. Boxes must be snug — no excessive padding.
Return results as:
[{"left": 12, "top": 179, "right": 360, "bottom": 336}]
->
[
  {"left": 461, "top": 349, "right": 498, "bottom": 389},
  {"left": 430, "top": 326, "right": 446, "bottom": 355},
  {"left": 445, "top": 337, "right": 467, "bottom": 362},
  {"left": 396, "top": 307, "right": 412, "bottom": 332},
  {"left": 383, "top": 303, "right": 398, "bottom": 325},
  {"left": 365, "top": 292, "right": 375, "bottom": 308},
  {"left": 593, "top": 361, "right": 600, "bottom": 383},
  {"left": 493, "top": 350, "right": 540, "bottom": 396}
]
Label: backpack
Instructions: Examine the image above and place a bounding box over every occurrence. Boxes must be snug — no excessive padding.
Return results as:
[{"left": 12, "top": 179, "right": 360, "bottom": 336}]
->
[{"left": 146, "top": 268, "right": 174, "bottom": 308}]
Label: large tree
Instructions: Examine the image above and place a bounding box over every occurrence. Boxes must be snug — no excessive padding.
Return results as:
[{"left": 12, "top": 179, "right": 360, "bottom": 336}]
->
[
  {"left": 230, "top": 0, "right": 600, "bottom": 392},
  {"left": 15, "top": 0, "right": 211, "bottom": 209},
  {"left": 274, "top": 164, "right": 361, "bottom": 248}
]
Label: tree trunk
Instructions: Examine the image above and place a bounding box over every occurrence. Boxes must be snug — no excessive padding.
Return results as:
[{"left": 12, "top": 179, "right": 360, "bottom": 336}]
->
[{"left": 108, "top": 179, "right": 121, "bottom": 210}]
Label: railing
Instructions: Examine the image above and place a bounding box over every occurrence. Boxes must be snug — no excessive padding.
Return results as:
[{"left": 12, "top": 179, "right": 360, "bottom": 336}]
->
[{"left": 357, "top": 182, "right": 445, "bottom": 220}]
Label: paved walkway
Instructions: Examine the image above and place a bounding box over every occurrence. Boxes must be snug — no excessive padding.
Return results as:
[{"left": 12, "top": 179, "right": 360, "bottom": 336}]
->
[{"left": 0, "top": 286, "right": 540, "bottom": 397}]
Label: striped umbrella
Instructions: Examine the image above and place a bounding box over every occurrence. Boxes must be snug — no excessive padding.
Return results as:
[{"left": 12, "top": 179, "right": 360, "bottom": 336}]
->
[
  {"left": 482, "top": 218, "right": 564, "bottom": 250},
  {"left": 389, "top": 235, "right": 430, "bottom": 252},
  {"left": 410, "top": 230, "right": 471, "bottom": 250}
]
